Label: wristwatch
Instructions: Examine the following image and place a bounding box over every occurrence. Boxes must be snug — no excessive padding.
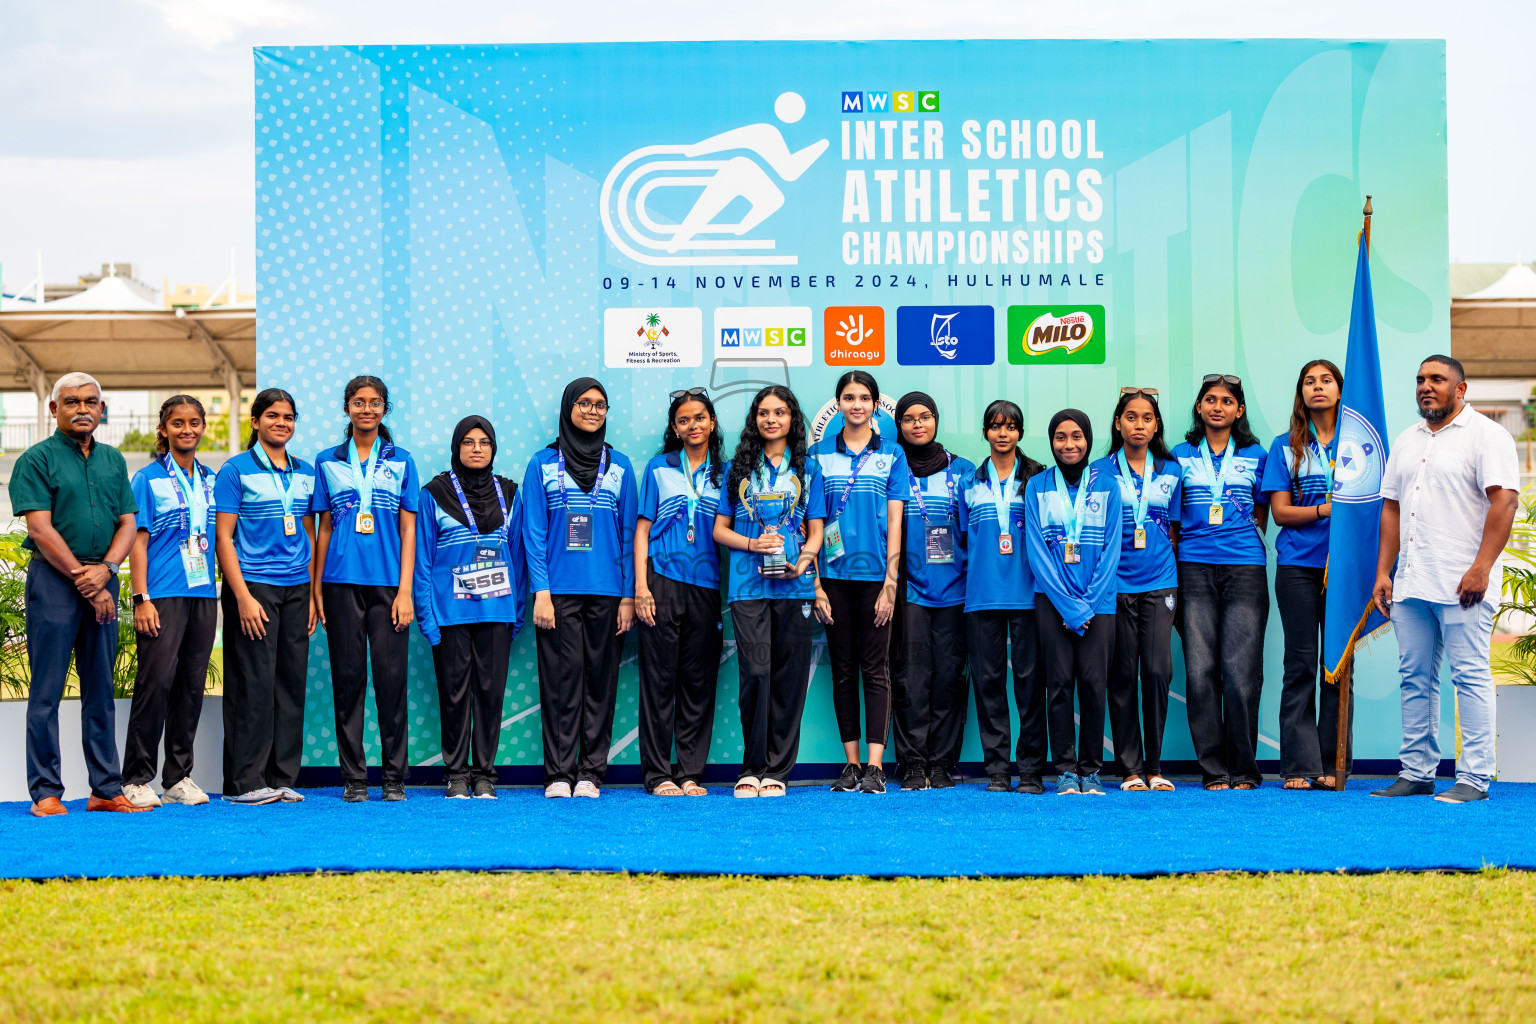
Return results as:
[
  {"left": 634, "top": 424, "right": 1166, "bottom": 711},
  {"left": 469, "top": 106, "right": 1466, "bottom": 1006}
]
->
[
  {"left": 104, "top": 560, "right": 120, "bottom": 574},
  {"left": 132, "top": 593, "right": 148, "bottom": 606}
]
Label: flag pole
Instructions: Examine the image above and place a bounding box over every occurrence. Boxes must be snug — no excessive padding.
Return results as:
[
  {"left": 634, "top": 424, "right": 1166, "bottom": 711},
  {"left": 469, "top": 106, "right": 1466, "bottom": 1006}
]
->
[{"left": 1333, "top": 194, "right": 1373, "bottom": 792}]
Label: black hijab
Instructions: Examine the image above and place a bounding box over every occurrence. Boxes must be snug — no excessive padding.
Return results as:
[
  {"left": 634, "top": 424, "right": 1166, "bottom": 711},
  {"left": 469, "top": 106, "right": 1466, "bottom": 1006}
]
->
[
  {"left": 425, "top": 415, "right": 514, "bottom": 532},
  {"left": 1048, "top": 409, "right": 1093, "bottom": 486},
  {"left": 549, "top": 377, "right": 609, "bottom": 491},
  {"left": 895, "top": 391, "right": 950, "bottom": 478}
]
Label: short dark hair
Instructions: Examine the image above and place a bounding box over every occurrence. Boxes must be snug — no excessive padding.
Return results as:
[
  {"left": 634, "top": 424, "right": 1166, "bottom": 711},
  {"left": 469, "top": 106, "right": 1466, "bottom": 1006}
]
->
[{"left": 1420, "top": 354, "right": 1465, "bottom": 383}]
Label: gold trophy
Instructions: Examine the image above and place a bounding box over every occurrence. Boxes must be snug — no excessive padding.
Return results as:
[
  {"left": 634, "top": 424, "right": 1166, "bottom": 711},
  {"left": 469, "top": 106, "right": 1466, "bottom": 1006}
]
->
[{"left": 739, "top": 474, "right": 802, "bottom": 576}]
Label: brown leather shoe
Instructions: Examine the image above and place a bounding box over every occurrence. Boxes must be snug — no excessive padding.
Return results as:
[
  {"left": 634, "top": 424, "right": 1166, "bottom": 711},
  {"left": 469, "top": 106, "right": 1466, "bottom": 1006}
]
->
[
  {"left": 87, "top": 794, "right": 152, "bottom": 813},
  {"left": 30, "top": 796, "right": 67, "bottom": 817}
]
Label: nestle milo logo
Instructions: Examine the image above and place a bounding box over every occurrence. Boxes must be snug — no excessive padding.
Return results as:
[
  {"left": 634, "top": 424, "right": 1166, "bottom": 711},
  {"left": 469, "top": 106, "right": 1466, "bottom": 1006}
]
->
[{"left": 1007, "top": 305, "right": 1106, "bottom": 365}]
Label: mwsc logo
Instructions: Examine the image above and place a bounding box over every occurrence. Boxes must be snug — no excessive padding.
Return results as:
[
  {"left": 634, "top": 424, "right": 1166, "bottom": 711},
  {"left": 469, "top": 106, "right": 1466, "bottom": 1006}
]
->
[
  {"left": 840, "top": 91, "right": 939, "bottom": 113},
  {"left": 1006, "top": 305, "right": 1106, "bottom": 365}
]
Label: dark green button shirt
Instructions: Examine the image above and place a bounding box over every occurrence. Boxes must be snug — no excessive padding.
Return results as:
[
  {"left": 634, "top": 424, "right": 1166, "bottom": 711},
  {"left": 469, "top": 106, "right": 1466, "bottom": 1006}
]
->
[{"left": 10, "top": 429, "right": 137, "bottom": 561}]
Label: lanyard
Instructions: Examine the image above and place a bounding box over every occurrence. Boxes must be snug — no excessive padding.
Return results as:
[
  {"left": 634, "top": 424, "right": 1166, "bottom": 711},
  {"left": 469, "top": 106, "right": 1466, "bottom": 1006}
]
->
[
  {"left": 1053, "top": 467, "right": 1091, "bottom": 545},
  {"left": 986, "top": 458, "right": 1015, "bottom": 535},
  {"left": 832, "top": 442, "right": 876, "bottom": 521},
  {"left": 1198, "top": 437, "right": 1235, "bottom": 510},
  {"left": 907, "top": 457, "right": 955, "bottom": 525},
  {"left": 557, "top": 445, "right": 609, "bottom": 511},
  {"left": 677, "top": 453, "right": 709, "bottom": 530},
  {"left": 1307, "top": 421, "right": 1336, "bottom": 491},
  {"left": 1117, "top": 450, "right": 1154, "bottom": 528},
  {"left": 349, "top": 438, "right": 378, "bottom": 514},
  {"left": 449, "top": 471, "right": 508, "bottom": 543},
  {"left": 251, "top": 443, "right": 295, "bottom": 518},
  {"left": 754, "top": 452, "right": 785, "bottom": 493},
  {"left": 165, "top": 455, "right": 212, "bottom": 544}
]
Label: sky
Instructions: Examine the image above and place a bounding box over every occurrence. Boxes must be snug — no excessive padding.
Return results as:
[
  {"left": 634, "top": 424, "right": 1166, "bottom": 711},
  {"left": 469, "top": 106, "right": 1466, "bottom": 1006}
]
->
[{"left": 0, "top": 0, "right": 1531, "bottom": 292}]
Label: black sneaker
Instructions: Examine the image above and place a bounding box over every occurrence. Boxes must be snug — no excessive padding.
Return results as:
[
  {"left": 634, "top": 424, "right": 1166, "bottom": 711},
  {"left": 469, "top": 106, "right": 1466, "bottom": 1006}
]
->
[
  {"left": 1370, "top": 778, "right": 1435, "bottom": 798},
  {"left": 830, "top": 763, "right": 863, "bottom": 792},
  {"left": 985, "top": 773, "right": 1012, "bottom": 792},
  {"left": 382, "top": 781, "right": 407, "bottom": 802},
  {"left": 445, "top": 777, "right": 471, "bottom": 800},
  {"left": 928, "top": 765, "right": 956, "bottom": 789},
  {"left": 471, "top": 778, "right": 497, "bottom": 800},
  {"left": 342, "top": 781, "right": 368, "bottom": 803},
  {"left": 859, "top": 766, "right": 888, "bottom": 794},
  {"left": 1015, "top": 775, "right": 1045, "bottom": 795},
  {"left": 901, "top": 766, "right": 929, "bottom": 791},
  {"left": 1434, "top": 782, "right": 1488, "bottom": 804}
]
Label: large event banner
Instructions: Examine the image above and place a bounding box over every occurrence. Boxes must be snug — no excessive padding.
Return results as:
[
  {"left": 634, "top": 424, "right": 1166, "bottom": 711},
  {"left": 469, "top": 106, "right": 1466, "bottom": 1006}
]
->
[{"left": 254, "top": 40, "right": 1448, "bottom": 773}]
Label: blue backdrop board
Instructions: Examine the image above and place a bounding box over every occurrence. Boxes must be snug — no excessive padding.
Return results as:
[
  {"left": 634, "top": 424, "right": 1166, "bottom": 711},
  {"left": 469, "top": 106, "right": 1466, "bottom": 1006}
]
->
[{"left": 253, "top": 41, "right": 1449, "bottom": 777}]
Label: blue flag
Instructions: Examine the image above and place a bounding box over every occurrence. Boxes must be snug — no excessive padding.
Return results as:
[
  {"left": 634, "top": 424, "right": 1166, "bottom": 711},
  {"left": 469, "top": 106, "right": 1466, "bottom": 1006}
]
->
[{"left": 1324, "top": 237, "right": 1391, "bottom": 682}]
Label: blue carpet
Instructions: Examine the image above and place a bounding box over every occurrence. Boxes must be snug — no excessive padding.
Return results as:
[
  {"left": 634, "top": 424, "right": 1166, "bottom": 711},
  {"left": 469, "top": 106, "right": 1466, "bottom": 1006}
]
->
[{"left": 3, "top": 780, "right": 1532, "bottom": 880}]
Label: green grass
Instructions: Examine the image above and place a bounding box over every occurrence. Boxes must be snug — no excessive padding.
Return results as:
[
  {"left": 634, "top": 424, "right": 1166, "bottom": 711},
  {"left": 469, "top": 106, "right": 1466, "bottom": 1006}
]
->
[{"left": 3, "top": 870, "right": 1535, "bottom": 1022}]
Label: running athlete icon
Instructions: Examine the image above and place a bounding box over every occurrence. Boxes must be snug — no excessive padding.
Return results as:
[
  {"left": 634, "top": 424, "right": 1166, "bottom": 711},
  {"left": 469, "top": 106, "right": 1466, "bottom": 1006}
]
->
[{"left": 600, "top": 92, "right": 828, "bottom": 267}]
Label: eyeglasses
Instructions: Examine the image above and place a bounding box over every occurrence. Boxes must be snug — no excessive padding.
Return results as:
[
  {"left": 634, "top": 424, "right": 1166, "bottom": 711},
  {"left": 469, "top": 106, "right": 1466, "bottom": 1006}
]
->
[
  {"left": 899, "top": 412, "right": 935, "bottom": 427},
  {"left": 1202, "top": 374, "right": 1242, "bottom": 388},
  {"left": 575, "top": 399, "right": 609, "bottom": 413},
  {"left": 459, "top": 438, "right": 494, "bottom": 450},
  {"left": 669, "top": 387, "right": 708, "bottom": 401},
  {"left": 1119, "top": 387, "right": 1159, "bottom": 402},
  {"left": 348, "top": 399, "right": 386, "bottom": 410}
]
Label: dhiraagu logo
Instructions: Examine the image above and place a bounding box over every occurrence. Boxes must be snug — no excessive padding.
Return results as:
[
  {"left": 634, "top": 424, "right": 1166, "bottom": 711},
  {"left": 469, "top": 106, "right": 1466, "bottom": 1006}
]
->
[{"left": 1007, "top": 305, "right": 1106, "bottom": 365}]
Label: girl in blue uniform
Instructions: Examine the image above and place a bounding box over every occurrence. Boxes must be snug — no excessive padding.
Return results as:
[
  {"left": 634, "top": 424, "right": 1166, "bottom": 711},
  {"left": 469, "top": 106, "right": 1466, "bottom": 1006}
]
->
[
  {"left": 213, "top": 388, "right": 318, "bottom": 805},
  {"left": 957, "top": 400, "right": 1047, "bottom": 794},
  {"left": 889, "top": 391, "right": 974, "bottom": 791},
  {"left": 1172, "top": 374, "right": 1270, "bottom": 790},
  {"left": 416, "top": 415, "right": 527, "bottom": 800},
  {"left": 1262, "top": 359, "right": 1349, "bottom": 790},
  {"left": 810, "top": 370, "right": 907, "bottom": 795},
  {"left": 634, "top": 388, "right": 725, "bottom": 797},
  {"left": 523, "top": 378, "right": 637, "bottom": 799},
  {"left": 713, "top": 385, "right": 825, "bottom": 799},
  {"left": 1092, "top": 388, "right": 1182, "bottom": 792},
  {"left": 1026, "top": 410, "right": 1122, "bottom": 796},
  {"left": 310, "top": 375, "right": 420, "bottom": 802},
  {"left": 122, "top": 396, "right": 219, "bottom": 808}
]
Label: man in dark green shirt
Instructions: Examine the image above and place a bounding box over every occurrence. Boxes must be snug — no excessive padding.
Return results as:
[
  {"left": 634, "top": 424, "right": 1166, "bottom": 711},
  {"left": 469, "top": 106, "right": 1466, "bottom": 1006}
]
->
[{"left": 10, "top": 372, "right": 145, "bottom": 817}]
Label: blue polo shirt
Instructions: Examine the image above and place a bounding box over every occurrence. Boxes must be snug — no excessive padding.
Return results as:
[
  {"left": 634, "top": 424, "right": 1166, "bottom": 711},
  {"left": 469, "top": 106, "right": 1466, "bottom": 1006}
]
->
[
  {"left": 957, "top": 458, "right": 1037, "bottom": 612},
  {"left": 811, "top": 431, "right": 907, "bottom": 583},
  {"left": 1171, "top": 440, "right": 1269, "bottom": 566},
  {"left": 1260, "top": 433, "right": 1332, "bottom": 569},
  {"left": 413, "top": 481, "right": 526, "bottom": 647},
  {"left": 638, "top": 451, "right": 722, "bottom": 590},
  {"left": 521, "top": 445, "right": 637, "bottom": 599},
  {"left": 718, "top": 455, "right": 824, "bottom": 604},
  {"left": 1091, "top": 453, "right": 1182, "bottom": 593},
  {"left": 1025, "top": 466, "right": 1122, "bottom": 632},
  {"left": 902, "top": 454, "right": 974, "bottom": 608},
  {"left": 310, "top": 440, "right": 421, "bottom": 586},
  {"left": 132, "top": 456, "right": 218, "bottom": 600},
  {"left": 214, "top": 448, "right": 317, "bottom": 587}
]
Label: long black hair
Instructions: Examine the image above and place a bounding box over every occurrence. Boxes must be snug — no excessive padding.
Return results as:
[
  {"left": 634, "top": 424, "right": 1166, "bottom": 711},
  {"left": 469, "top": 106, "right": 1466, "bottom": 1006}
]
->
[
  {"left": 834, "top": 369, "right": 880, "bottom": 402},
  {"left": 1184, "top": 375, "right": 1260, "bottom": 448},
  {"left": 1286, "top": 359, "right": 1342, "bottom": 473},
  {"left": 246, "top": 388, "right": 298, "bottom": 449},
  {"left": 981, "top": 399, "right": 1044, "bottom": 494},
  {"left": 342, "top": 374, "right": 393, "bottom": 443},
  {"left": 153, "top": 394, "right": 207, "bottom": 457},
  {"left": 1105, "top": 391, "right": 1175, "bottom": 461},
  {"left": 660, "top": 389, "right": 725, "bottom": 487},
  {"left": 726, "top": 385, "right": 809, "bottom": 503}
]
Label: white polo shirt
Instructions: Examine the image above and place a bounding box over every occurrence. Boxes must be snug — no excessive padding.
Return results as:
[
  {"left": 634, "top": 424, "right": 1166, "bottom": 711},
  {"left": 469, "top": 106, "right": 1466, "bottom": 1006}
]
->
[{"left": 1381, "top": 404, "right": 1520, "bottom": 607}]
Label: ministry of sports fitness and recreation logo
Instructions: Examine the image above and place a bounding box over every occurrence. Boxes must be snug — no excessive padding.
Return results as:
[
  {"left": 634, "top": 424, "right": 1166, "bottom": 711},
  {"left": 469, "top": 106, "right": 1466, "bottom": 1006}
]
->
[
  {"left": 600, "top": 92, "right": 828, "bottom": 267},
  {"left": 1006, "top": 305, "right": 1106, "bottom": 365},
  {"left": 602, "top": 308, "right": 704, "bottom": 368},
  {"left": 1331, "top": 406, "right": 1387, "bottom": 503}
]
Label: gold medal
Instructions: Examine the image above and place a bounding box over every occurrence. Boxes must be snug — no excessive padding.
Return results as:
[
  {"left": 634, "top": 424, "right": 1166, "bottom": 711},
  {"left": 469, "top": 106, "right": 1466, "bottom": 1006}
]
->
[
  {"left": 283, "top": 514, "right": 298, "bottom": 536},
  {"left": 1063, "top": 542, "right": 1080, "bottom": 564},
  {"left": 356, "top": 512, "right": 375, "bottom": 534},
  {"left": 1208, "top": 504, "right": 1223, "bottom": 526},
  {"left": 998, "top": 533, "right": 1013, "bottom": 555},
  {"left": 1134, "top": 527, "right": 1147, "bottom": 549}
]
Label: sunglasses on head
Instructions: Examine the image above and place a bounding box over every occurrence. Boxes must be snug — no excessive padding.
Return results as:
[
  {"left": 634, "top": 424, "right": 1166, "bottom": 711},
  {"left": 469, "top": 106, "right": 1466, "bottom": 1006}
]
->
[
  {"left": 1120, "top": 387, "right": 1159, "bottom": 402},
  {"left": 1202, "top": 374, "right": 1242, "bottom": 388},
  {"left": 669, "top": 387, "right": 708, "bottom": 401}
]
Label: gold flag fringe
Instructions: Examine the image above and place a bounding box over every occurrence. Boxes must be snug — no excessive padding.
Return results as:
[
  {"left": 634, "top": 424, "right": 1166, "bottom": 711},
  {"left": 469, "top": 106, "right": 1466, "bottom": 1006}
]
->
[{"left": 1324, "top": 598, "right": 1393, "bottom": 685}]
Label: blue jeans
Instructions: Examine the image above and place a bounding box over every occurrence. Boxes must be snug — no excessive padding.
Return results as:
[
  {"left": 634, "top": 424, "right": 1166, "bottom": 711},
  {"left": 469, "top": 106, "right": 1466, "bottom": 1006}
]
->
[{"left": 1392, "top": 598, "right": 1496, "bottom": 791}]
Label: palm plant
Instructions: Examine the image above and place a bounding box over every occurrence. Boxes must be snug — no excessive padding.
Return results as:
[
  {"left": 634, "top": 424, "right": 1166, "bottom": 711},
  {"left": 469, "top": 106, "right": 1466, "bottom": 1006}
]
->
[{"left": 1495, "top": 495, "right": 1536, "bottom": 684}]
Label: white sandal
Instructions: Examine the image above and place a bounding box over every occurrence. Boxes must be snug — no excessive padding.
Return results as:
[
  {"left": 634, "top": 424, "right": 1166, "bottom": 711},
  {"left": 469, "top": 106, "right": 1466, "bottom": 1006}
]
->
[
  {"left": 1120, "top": 775, "right": 1149, "bottom": 792},
  {"left": 1149, "top": 775, "right": 1175, "bottom": 791},
  {"left": 734, "top": 776, "right": 760, "bottom": 799},
  {"left": 652, "top": 781, "right": 684, "bottom": 797},
  {"left": 758, "top": 779, "right": 786, "bottom": 797}
]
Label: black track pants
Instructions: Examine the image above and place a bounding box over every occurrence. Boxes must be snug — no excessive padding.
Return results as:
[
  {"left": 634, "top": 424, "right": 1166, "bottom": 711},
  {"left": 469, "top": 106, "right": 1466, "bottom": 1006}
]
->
[
  {"left": 964, "top": 608, "right": 1044, "bottom": 777},
  {"left": 123, "top": 596, "right": 218, "bottom": 788},
  {"left": 433, "top": 621, "right": 514, "bottom": 784},
  {"left": 322, "top": 582, "right": 411, "bottom": 783},
  {"left": 731, "top": 597, "right": 813, "bottom": 784},
  {"left": 536, "top": 594, "right": 623, "bottom": 786},
  {"left": 1037, "top": 595, "right": 1114, "bottom": 776},
  {"left": 637, "top": 571, "right": 723, "bottom": 791},
  {"left": 891, "top": 602, "right": 967, "bottom": 772}
]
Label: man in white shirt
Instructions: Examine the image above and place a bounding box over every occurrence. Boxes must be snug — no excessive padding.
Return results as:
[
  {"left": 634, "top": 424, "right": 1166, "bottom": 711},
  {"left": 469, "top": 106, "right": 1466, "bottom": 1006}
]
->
[{"left": 1371, "top": 355, "right": 1520, "bottom": 803}]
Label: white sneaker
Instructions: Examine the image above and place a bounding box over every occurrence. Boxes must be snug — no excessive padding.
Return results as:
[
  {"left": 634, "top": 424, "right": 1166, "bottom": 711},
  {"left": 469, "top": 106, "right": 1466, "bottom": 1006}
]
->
[
  {"left": 162, "top": 778, "right": 209, "bottom": 806},
  {"left": 122, "top": 783, "right": 162, "bottom": 808},
  {"left": 572, "top": 780, "right": 600, "bottom": 798},
  {"left": 545, "top": 781, "right": 572, "bottom": 798}
]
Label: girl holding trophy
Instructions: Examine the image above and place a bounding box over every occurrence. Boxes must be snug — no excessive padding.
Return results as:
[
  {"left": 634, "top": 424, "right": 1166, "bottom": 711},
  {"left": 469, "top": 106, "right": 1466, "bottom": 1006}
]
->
[{"left": 714, "top": 386, "right": 825, "bottom": 799}]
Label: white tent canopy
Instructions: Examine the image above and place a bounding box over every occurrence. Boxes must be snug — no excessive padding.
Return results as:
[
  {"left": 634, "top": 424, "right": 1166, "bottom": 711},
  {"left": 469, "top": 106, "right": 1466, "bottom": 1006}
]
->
[
  {"left": 1465, "top": 262, "right": 1536, "bottom": 300},
  {"left": 41, "top": 275, "right": 162, "bottom": 312}
]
